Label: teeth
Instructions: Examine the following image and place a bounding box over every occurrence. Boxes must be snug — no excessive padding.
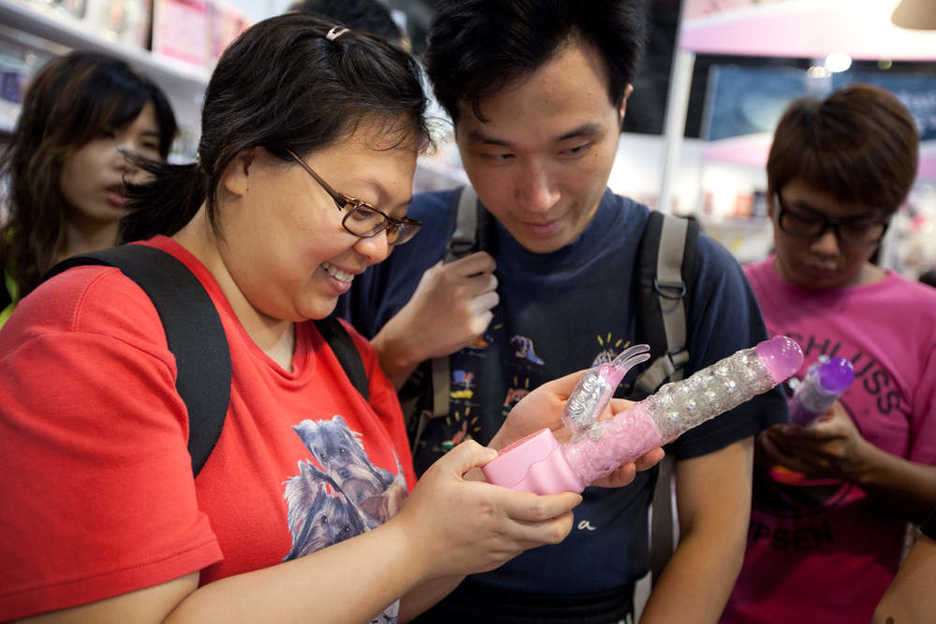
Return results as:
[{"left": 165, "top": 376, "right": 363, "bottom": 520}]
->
[{"left": 322, "top": 262, "right": 353, "bottom": 282}]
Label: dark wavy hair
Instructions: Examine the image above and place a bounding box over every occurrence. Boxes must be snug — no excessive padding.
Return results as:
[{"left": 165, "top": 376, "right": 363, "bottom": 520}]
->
[
  {"left": 0, "top": 51, "right": 177, "bottom": 299},
  {"left": 424, "top": 0, "right": 647, "bottom": 123},
  {"left": 289, "top": 0, "right": 406, "bottom": 45},
  {"left": 119, "top": 12, "right": 429, "bottom": 243},
  {"left": 767, "top": 83, "right": 919, "bottom": 218}
]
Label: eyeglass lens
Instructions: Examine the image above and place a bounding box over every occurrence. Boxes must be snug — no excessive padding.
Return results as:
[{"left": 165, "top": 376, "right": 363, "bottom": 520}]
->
[{"left": 778, "top": 196, "right": 885, "bottom": 245}]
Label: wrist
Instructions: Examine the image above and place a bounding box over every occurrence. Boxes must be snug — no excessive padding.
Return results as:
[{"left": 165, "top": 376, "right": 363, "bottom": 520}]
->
[
  {"left": 373, "top": 328, "right": 423, "bottom": 381},
  {"left": 381, "top": 512, "right": 435, "bottom": 585},
  {"left": 847, "top": 439, "right": 886, "bottom": 487}
]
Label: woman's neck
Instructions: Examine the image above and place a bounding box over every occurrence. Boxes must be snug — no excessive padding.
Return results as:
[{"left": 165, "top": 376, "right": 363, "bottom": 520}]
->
[
  {"left": 56, "top": 219, "right": 120, "bottom": 264},
  {"left": 173, "top": 206, "right": 296, "bottom": 371}
]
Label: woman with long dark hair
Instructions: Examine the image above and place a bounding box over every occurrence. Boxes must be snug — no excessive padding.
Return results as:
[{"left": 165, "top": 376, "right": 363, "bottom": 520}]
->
[{"left": 0, "top": 51, "right": 176, "bottom": 325}]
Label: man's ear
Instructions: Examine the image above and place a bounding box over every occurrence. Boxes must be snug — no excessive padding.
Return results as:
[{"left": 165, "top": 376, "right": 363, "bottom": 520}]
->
[
  {"left": 619, "top": 84, "right": 635, "bottom": 122},
  {"left": 220, "top": 147, "right": 257, "bottom": 199}
]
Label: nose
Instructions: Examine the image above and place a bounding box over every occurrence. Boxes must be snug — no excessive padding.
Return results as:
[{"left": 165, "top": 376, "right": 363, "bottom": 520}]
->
[
  {"left": 353, "top": 229, "right": 391, "bottom": 265},
  {"left": 514, "top": 159, "right": 559, "bottom": 214},
  {"left": 809, "top": 227, "right": 841, "bottom": 256},
  {"left": 112, "top": 140, "right": 138, "bottom": 176}
]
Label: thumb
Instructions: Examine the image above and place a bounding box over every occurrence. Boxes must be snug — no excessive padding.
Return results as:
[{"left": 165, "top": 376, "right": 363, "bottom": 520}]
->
[{"left": 439, "top": 440, "right": 499, "bottom": 477}]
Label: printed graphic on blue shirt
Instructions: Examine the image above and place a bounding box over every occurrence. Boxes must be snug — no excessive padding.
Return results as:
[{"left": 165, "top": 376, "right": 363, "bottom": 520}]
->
[{"left": 282, "top": 415, "right": 406, "bottom": 623}]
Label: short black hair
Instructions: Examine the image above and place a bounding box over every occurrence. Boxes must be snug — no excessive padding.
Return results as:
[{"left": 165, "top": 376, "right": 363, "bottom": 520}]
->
[
  {"left": 425, "top": 0, "right": 648, "bottom": 123},
  {"left": 289, "top": 0, "right": 405, "bottom": 44}
]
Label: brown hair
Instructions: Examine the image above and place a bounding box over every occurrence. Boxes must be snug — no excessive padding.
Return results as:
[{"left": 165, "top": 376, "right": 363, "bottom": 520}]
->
[
  {"left": 0, "top": 51, "right": 177, "bottom": 300},
  {"left": 767, "top": 83, "right": 919, "bottom": 217}
]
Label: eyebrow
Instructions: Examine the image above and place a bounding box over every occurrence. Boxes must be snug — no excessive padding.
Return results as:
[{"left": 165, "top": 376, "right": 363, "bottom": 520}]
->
[
  {"left": 351, "top": 180, "right": 412, "bottom": 213},
  {"left": 465, "top": 123, "right": 604, "bottom": 148}
]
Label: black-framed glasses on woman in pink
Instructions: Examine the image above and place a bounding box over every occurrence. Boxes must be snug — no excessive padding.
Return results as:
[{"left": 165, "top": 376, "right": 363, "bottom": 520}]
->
[{"left": 287, "top": 149, "right": 421, "bottom": 245}]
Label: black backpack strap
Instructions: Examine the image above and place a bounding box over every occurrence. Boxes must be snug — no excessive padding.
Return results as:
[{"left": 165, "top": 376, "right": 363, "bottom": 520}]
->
[
  {"left": 44, "top": 245, "right": 231, "bottom": 477},
  {"left": 315, "top": 317, "right": 369, "bottom": 401}
]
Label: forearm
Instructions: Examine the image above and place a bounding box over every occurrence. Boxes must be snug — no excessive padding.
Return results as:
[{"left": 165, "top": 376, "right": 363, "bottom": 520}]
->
[
  {"left": 399, "top": 576, "right": 465, "bottom": 622},
  {"left": 640, "top": 441, "right": 753, "bottom": 624},
  {"left": 167, "top": 520, "right": 425, "bottom": 624},
  {"left": 873, "top": 534, "right": 936, "bottom": 624},
  {"left": 638, "top": 525, "right": 745, "bottom": 624},
  {"left": 850, "top": 444, "right": 936, "bottom": 522}
]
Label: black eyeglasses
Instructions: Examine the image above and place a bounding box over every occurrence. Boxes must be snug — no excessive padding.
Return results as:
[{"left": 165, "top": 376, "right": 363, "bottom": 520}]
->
[
  {"left": 775, "top": 192, "right": 888, "bottom": 247},
  {"left": 287, "top": 149, "right": 421, "bottom": 246}
]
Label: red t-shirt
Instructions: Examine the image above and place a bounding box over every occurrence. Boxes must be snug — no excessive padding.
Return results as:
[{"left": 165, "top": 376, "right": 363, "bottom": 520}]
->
[{"left": 0, "top": 236, "right": 415, "bottom": 620}]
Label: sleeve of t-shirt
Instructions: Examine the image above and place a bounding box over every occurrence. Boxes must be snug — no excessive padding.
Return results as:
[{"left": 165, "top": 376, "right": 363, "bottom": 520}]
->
[
  {"left": 337, "top": 190, "right": 456, "bottom": 339},
  {"left": 671, "top": 236, "right": 789, "bottom": 460},
  {"left": 341, "top": 318, "right": 418, "bottom": 490},
  {"left": 908, "top": 336, "right": 936, "bottom": 465},
  {"left": 0, "top": 268, "right": 221, "bottom": 620}
]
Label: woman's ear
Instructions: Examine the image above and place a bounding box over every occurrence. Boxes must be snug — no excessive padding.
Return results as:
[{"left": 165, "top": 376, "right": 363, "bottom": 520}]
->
[{"left": 220, "top": 148, "right": 257, "bottom": 199}]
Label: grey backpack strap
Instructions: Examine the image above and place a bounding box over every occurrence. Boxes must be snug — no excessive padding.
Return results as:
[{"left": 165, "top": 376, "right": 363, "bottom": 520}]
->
[
  {"left": 650, "top": 453, "right": 677, "bottom": 583},
  {"left": 633, "top": 213, "right": 699, "bottom": 585},
  {"left": 429, "top": 185, "right": 479, "bottom": 418},
  {"left": 447, "top": 184, "right": 479, "bottom": 261},
  {"left": 408, "top": 185, "right": 480, "bottom": 451},
  {"left": 635, "top": 214, "right": 691, "bottom": 396}
]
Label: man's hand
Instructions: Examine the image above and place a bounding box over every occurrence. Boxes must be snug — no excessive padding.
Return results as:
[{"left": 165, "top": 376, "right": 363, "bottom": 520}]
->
[
  {"left": 487, "top": 370, "right": 665, "bottom": 488},
  {"left": 373, "top": 251, "right": 498, "bottom": 386}
]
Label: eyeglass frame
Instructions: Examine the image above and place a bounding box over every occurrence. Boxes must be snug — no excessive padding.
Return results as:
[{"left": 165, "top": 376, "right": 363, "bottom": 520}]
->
[
  {"left": 773, "top": 190, "right": 889, "bottom": 247},
  {"left": 286, "top": 149, "right": 421, "bottom": 245}
]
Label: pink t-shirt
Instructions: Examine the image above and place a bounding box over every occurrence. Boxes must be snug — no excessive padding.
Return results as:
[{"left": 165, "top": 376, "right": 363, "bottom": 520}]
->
[{"left": 722, "top": 258, "right": 936, "bottom": 624}]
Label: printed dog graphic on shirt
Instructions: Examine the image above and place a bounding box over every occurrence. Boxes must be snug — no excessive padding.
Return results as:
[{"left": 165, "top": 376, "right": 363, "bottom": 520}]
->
[
  {"left": 282, "top": 461, "right": 368, "bottom": 560},
  {"left": 282, "top": 460, "right": 400, "bottom": 624},
  {"left": 292, "top": 415, "right": 407, "bottom": 528}
]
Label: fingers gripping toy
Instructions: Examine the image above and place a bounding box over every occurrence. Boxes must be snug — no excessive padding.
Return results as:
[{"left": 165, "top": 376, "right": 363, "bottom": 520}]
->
[{"left": 483, "top": 336, "right": 803, "bottom": 494}]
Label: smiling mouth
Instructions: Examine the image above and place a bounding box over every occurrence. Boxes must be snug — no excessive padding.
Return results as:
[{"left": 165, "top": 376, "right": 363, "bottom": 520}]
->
[{"left": 322, "top": 262, "right": 355, "bottom": 282}]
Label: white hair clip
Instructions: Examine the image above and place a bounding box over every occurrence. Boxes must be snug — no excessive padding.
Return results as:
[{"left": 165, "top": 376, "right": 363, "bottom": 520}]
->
[{"left": 326, "top": 26, "right": 349, "bottom": 41}]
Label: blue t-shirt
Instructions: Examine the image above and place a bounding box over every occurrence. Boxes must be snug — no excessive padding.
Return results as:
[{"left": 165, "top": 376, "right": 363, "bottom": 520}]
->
[{"left": 338, "top": 188, "right": 786, "bottom": 603}]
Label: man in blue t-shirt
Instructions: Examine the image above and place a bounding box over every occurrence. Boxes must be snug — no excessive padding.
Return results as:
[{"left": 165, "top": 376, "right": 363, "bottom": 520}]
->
[{"left": 338, "top": 1, "right": 787, "bottom": 622}]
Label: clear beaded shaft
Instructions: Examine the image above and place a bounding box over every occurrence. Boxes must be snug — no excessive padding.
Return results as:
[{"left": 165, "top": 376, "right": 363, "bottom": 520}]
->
[
  {"left": 642, "top": 346, "right": 774, "bottom": 442},
  {"left": 562, "top": 337, "right": 802, "bottom": 486}
]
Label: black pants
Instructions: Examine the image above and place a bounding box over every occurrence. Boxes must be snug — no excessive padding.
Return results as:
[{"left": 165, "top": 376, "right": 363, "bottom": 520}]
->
[{"left": 412, "top": 580, "right": 635, "bottom": 624}]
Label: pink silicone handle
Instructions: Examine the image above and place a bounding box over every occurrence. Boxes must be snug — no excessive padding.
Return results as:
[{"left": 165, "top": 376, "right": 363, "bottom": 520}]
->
[{"left": 482, "top": 429, "right": 585, "bottom": 494}]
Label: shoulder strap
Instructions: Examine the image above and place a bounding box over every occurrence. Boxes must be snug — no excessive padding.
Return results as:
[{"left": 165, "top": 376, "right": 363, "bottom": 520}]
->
[
  {"left": 44, "top": 245, "right": 232, "bottom": 477},
  {"left": 315, "top": 317, "right": 369, "bottom": 401},
  {"left": 446, "top": 184, "right": 480, "bottom": 262},
  {"left": 407, "top": 186, "right": 483, "bottom": 450},
  {"left": 634, "top": 212, "right": 699, "bottom": 396},
  {"left": 631, "top": 212, "right": 700, "bottom": 584}
]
